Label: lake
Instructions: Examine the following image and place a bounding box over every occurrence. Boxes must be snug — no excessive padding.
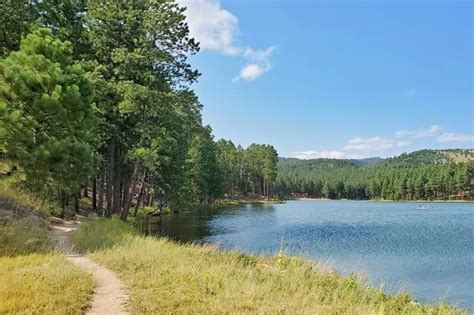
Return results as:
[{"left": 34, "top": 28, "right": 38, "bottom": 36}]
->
[{"left": 142, "top": 200, "right": 474, "bottom": 308}]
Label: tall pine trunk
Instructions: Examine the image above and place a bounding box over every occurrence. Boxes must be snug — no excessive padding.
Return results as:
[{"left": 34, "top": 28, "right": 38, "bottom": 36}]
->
[
  {"left": 92, "top": 177, "right": 97, "bottom": 211},
  {"left": 60, "top": 191, "right": 66, "bottom": 218},
  {"left": 98, "top": 166, "right": 105, "bottom": 211},
  {"left": 74, "top": 191, "right": 80, "bottom": 213},
  {"left": 133, "top": 182, "right": 145, "bottom": 217},
  {"left": 121, "top": 162, "right": 142, "bottom": 221},
  {"left": 83, "top": 182, "right": 88, "bottom": 197},
  {"left": 112, "top": 146, "right": 122, "bottom": 214},
  {"left": 105, "top": 141, "right": 115, "bottom": 216}
]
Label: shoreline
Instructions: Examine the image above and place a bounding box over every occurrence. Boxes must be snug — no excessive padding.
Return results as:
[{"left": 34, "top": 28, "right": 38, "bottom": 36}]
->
[
  {"left": 72, "top": 217, "right": 466, "bottom": 314},
  {"left": 292, "top": 197, "right": 474, "bottom": 203}
]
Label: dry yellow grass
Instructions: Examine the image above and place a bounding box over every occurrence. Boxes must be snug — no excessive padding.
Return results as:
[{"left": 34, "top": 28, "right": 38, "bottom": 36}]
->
[
  {"left": 0, "top": 176, "right": 95, "bottom": 314},
  {"left": 74, "top": 218, "right": 465, "bottom": 314},
  {"left": 0, "top": 253, "right": 94, "bottom": 314}
]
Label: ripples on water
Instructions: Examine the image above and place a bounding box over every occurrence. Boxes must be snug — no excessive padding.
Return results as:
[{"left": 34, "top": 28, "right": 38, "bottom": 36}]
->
[{"left": 145, "top": 200, "right": 474, "bottom": 308}]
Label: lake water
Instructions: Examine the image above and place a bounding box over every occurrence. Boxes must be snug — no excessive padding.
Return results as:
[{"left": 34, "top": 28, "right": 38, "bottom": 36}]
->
[{"left": 143, "top": 200, "right": 474, "bottom": 308}]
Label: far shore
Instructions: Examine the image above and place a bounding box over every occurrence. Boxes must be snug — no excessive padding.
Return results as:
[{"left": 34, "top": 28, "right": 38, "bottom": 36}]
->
[{"left": 292, "top": 197, "right": 474, "bottom": 203}]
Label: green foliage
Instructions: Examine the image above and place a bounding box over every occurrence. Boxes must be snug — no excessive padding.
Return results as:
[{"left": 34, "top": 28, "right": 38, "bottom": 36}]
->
[
  {"left": 0, "top": 0, "right": 279, "bottom": 219},
  {"left": 182, "top": 126, "right": 223, "bottom": 203},
  {"left": 0, "top": 28, "right": 97, "bottom": 195},
  {"left": 32, "top": 0, "right": 90, "bottom": 59},
  {"left": 215, "top": 141, "right": 279, "bottom": 199},
  {"left": 245, "top": 144, "right": 279, "bottom": 198},
  {"left": 0, "top": 0, "right": 34, "bottom": 57},
  {"left": 276, "top": 150, "right": 474, "bottom": 200}
]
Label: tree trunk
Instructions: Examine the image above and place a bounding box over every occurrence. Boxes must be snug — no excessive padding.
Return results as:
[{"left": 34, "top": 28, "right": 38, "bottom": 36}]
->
[
  {"left": 60, "top": 191, "right": 66, "bottom": 218},
  {"left": 92, "top": 176, "right": 97, "bottom": 211},
  {"left": 120, "top": 175, "right": 131, "bottom": 221},
  {"left": 148, "top": 192, "right": 153, "bottom": 207},
  {"left": 74, "top": 192, "right": 80, "bottom": 213},
  {"left": 98, "top": 166, "right": 105, "bottom": 211},
  {"left": 112, "top": 146, "right": 122, "bottom": 215},
  {"left": 105, "top": 141, "right": 115, "bottom": 216},
  {"left": 133, "top": 183, "right": 145, "bottom": 217},
  {"left": 83, "top": 182, "right": 88, "bottom": 197},
  {"left": 120, "top": 161, "right": 140, "bottom": 220}
]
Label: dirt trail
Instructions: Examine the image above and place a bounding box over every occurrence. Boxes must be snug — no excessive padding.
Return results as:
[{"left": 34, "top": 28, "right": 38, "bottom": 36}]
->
[{"left": 50, "top": 220, "right": 129, "bottom": 315}]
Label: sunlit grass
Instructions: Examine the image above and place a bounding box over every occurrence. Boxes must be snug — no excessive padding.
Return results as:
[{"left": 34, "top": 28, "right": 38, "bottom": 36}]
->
[
  {"left": 0, "top": 175, "right": 95, "bottom": 314},
  {"left": 0, "top": 253, "right": 94, "bottom": 314},
  {"left": 73, "top": 216, "right": 135, "bottom": 252},
  {"left": 74, "top": 218, "right": 464, "bottom": 314}
]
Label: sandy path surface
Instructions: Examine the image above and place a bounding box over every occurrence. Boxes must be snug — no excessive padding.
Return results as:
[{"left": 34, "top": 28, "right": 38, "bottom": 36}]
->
[{"left": 50, "top": 221, "right": 129, "bottom": 315}]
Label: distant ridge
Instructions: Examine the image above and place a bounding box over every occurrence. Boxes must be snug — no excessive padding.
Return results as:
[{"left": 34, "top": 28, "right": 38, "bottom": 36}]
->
[
  {"left": 382, "top": 149, "right": 474, "bottom": 165},
  {"left": 282, "top": 149, "right": 474, "bottom": 165},
  {"left": 349, "top": 157, "right": 382, "bottom": 166},
  {"left": 277, "top": 149, "right": 474, "bottom": 200}
]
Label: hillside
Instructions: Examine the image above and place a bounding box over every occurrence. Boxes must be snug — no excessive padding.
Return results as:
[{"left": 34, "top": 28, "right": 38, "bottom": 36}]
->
[
  {"left": 381, "top": 149, "right": 474, "bottom": 165},
  {"left": 276, "top": 149, "right": 474, "bottom": 200}
]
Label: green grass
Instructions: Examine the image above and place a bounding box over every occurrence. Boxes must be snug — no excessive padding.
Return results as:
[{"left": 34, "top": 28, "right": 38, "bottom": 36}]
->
[
  {"left": 73, "top": 218, "right": 464, "bottom": 314},
  {"left": 0, "top": 253, "right": 94, "bottom": 314},
  {"left": 73, "top": 216, "right": 135, "bottom": 252}
]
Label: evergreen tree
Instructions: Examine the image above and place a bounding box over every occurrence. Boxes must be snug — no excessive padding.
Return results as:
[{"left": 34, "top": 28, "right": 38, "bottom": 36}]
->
[{"left": 0, "top": 28, "right": 97, "bottom": 210}]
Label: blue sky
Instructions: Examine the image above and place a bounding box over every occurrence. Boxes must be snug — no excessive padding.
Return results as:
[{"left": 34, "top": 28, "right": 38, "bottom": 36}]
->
[{"left": 178, "top": 0, "right": 473, "bottom": 159}]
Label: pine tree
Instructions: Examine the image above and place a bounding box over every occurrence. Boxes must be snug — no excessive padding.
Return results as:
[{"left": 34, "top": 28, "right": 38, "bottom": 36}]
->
[{"left": 0, "top": 28, "right": 97, "bottom": 208}]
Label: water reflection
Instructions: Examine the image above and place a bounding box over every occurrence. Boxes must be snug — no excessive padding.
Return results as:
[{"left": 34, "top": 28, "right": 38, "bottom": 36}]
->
[{"left": 139, "top": 204, "right": 276, "bottom": 242}]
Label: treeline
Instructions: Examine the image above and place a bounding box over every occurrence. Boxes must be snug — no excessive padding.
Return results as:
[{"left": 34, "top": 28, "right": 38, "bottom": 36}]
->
[
  {"left": 276, "top": 151, "right": 474, "bottom": 201},
  {"left": 0, "top": 0, "right": 278, "bottom": 219},
  {"left": 217, "top": 141, "right": 278, "bottom": 199}
]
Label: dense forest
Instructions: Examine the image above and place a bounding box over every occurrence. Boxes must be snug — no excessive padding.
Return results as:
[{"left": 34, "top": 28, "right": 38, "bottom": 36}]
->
[
  {"left": 0, "top": 1, "right": 471, "bottom": 222},
  {"left": 275, "top": 149, "right": 474, "bottom": 201},
  {"left": 0, "top": 0, "right": 278, "bottom": 219}
]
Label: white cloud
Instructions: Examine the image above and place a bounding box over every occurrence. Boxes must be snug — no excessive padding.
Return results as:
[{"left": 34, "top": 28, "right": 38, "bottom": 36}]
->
[
  {"left": 291, "top": 150, "right": 365, "bottom": 160},
  {"left": 243, "top": 47, "right": 276, "bottom": 63},
  {"left": 394, "top": 125, "right": 442, "bottom": 139},
  {"left": 437, "top": 133, "right": 474, "bottom": 142},
  {"left": 343, "top": 136, "right": 396, "bottom": 151},
  {"left": 234, "top": 46, "right": 275, "bottom": 82},
  {"left": 292, "top": 124, "right": 465, "bottom": 160},
  {"left": 178, "top": 0, "right": 275, "bottom": 81},
  {"left": 177, "top": 0, "right": 240, "bottom": 55},
  {"left": 344, "top": 125, "right": 442, "bottom": 152},
  {"left": 396, "top": 140, "right": 412, "bottom": 147},
  {"left": 234, "top": 64, "right": 268, "bottom": 81}
]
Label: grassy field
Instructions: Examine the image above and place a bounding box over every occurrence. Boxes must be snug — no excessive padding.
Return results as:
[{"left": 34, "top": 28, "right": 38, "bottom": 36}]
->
[
  {"left": 0, "top": 176, "right": 95, "bottom": 314},
  {"left": 73, "top": 217, "right": 464, "bottom": 314},
  {"left": 0, "top": 253, "right": 94, "bottom": 314}
]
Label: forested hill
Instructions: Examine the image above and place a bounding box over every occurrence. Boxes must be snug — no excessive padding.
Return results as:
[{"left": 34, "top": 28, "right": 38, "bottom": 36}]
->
[
  {"left": 379, "top": 149, "right": 474, "bottom": 165},
  {"left": 275, "top": 149, "right": 474, "bottom": 200}
]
